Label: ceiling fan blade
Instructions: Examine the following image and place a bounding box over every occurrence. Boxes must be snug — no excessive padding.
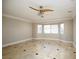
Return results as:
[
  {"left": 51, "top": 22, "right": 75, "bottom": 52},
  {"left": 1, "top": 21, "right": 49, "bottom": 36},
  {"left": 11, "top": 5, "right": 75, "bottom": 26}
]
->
[
  {"left": 29, "top": 7, "right": 39, "bottom": 11},
  {"left": 42, "top": 9, "right": 54, "bottom": 12}
]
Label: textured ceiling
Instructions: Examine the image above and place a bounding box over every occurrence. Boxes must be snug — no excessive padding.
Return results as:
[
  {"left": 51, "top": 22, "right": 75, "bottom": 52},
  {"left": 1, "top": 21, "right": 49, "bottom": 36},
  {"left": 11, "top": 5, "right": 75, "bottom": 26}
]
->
[{"left": 3, "top": 0, "right": 75, "bottom": 23}]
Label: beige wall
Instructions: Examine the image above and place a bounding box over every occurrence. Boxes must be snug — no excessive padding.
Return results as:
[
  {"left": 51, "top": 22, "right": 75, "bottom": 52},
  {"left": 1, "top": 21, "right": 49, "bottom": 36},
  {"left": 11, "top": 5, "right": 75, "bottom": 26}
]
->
[
  {"left": 32, "top": 20, "right": 73, "bottom": 42},
  {"left": 2, "top": 16, "right": 32, "bottom": 45}
]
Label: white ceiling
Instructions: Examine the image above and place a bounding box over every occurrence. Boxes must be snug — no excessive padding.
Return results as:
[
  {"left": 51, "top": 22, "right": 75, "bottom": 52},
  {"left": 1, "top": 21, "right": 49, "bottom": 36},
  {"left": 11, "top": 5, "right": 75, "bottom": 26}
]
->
[{"left": 3, "top": 0, "right": 75, "bottom": 23}]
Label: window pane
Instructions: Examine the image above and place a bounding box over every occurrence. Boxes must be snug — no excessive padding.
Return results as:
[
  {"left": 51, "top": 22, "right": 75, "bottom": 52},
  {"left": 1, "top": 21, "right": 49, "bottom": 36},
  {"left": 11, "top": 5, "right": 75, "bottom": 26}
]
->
[
  {"left": 60, "top": 23, "right": 64, "bottom": 34},
  {"left": 37, "top": 25, "right": 42, "bottom": 33},
  {"left": 51, "top": 25, "right": 58, "bottom": 33},
  {"left": 44, "top": 25, "right": 50, "bottom": 33}
]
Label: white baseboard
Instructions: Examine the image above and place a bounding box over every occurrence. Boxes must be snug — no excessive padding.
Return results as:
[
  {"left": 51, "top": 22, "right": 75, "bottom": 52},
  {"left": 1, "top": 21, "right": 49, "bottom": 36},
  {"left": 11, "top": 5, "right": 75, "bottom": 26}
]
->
[
  {"left": 2, "top": 38, "right": 73, "bottom": 48},
  {"left": 2, "top": 38, "right": 32, "bottom": 48},
  {"left": 32, "top": 38, "right": 73, "bottom": 43}
]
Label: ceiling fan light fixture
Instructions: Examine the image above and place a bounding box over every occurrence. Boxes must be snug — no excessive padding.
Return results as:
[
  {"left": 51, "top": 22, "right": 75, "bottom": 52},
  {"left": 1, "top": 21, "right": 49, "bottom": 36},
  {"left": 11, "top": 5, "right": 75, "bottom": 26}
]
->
[
  {"left": 29, "top": 6, "right": 54, "bottom": 18},
  {"left": 40, "top": 6, "right": 43, "bottom": 8}
]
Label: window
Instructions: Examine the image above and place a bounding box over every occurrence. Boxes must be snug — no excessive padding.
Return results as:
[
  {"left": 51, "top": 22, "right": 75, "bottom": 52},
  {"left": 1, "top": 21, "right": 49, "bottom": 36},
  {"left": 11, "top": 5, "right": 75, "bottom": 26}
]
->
[
  {"left": 44, "top": 25, "right": 58, "bottom": 34},
  {"left": 51, "top": 25, "right": 58, "bottom": 34},
  {"left": 37, "top": 24, "right": 64, "bottom": 34},
  {"left": 60, "top": 23, "right": 64, "bottom": 34},
  {"left": 44, "top": 25, "right": 50, "bottom": 33},
  {"left": 37, "top": 25, "right": 42, "bottom": 33}
]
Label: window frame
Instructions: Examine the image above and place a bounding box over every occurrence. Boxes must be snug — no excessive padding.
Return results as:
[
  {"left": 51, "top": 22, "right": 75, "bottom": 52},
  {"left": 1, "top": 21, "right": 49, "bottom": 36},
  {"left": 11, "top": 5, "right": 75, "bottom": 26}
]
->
[
  {"left": 60, "top": 23, "right": 64, "bottom": 34},
  {"left": 37, "top": 24, "right": 43, "bottom": 34}
]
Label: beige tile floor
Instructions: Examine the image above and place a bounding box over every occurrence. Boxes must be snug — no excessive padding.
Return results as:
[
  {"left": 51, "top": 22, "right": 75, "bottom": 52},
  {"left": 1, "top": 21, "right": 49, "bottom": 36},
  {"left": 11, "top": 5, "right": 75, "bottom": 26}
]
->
[{"left": 2, "top": 39, "right": 76, "bottom": 59}]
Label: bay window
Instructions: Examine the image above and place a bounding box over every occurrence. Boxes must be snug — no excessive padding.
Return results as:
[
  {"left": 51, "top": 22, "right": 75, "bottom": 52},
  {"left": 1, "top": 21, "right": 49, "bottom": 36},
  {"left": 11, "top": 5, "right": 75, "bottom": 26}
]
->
[{"left": 37, "top": 23, "right": 64, "bottom": 34}]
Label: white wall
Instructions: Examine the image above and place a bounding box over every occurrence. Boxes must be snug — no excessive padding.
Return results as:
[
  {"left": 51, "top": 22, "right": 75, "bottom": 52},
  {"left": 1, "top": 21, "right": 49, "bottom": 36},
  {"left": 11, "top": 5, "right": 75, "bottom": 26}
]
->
[
  {"left": 32, "top": 20, "right": 73, "bottom": 42},
  {"left": 73, "top": 18, "right": 76, "bottom": 48},
  {"left": 2, "top": 16, "right": 32, "bottom": 46},
  {"left": 2, "top": 16, "right": 74, "bottom": 46},
  {"left": 64, "top": 20, "right": 73, "bottom": 41},
  {"left": 72, "top": 0, "right": 76, "bottom": 48}
]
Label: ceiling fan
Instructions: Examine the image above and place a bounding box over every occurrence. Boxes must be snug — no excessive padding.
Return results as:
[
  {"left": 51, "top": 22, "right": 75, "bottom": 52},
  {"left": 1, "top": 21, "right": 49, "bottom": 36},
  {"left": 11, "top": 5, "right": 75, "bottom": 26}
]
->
[{"left": 29, "top": 6, "right": 54, "bottom": 17}]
